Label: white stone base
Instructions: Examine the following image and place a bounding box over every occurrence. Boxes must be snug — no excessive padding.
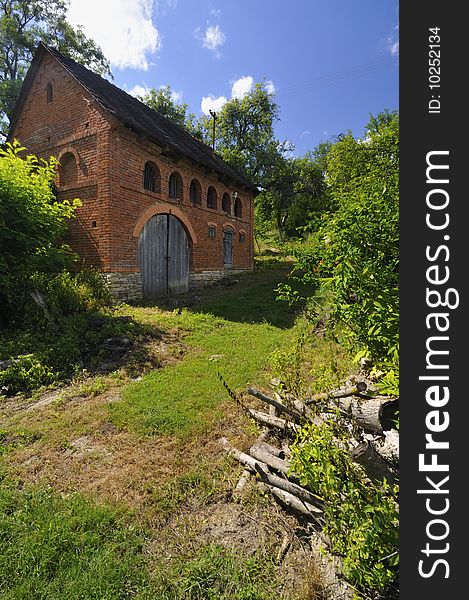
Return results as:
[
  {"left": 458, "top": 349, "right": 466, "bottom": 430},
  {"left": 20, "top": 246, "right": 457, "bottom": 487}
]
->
[
  {"left": 189, "top": 269, "right": 252, "bottom": 288},
  {"left": 102, "top": 268, "right": 253, "bottom": 299},
  {"left": 101, "top": 272, "right": 142, "bottom": 301}
]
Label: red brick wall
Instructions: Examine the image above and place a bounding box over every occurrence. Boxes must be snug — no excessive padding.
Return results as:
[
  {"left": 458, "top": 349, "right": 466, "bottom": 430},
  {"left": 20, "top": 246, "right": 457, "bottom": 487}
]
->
[{"left": 10, "top": 52, "right": 255, "bottom": 278}]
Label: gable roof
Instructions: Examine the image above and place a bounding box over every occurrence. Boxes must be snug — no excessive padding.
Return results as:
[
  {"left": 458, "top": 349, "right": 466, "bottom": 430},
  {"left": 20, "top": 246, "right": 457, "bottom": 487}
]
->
[{"left": 9, "top": 43, "right": 257, "bottom": 192}]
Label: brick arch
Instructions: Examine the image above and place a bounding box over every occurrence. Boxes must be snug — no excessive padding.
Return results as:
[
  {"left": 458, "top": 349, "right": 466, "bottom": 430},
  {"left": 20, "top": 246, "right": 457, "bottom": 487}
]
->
[
  {"left": 132, "top": 204, "right": 198, "bottom": 244},
  {"left": 57, "top": 146, "right": 80, "bottom": 164},
  {"left": 223, "top": 223, "right": 235, "bottom": 231}
]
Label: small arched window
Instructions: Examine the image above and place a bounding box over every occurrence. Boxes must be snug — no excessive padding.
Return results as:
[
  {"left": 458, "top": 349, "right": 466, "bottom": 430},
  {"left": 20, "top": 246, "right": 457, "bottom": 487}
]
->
[
  {"left": 189, "top": 179, "right": 202, "bottom": 205},
  {"left": 59, "top": 152, "right": 78, "bottom": 186},
  {"left": 222, "top": 192, "right": 231, "bottom": 214},
  {"left": 207, "top": 186, "right": 217, "bottom": 209},
  {"left": 143, "top": 161, "right": 160, "bottom": 192},
  {"left": 46, "top": 82, "right": 53, "bottom": 103},
  {"left": 234, "top": 197, "right": 243, "bottom": 218},
  {"left": 169, "top": 171, "right": 183, "bottom": 200}
]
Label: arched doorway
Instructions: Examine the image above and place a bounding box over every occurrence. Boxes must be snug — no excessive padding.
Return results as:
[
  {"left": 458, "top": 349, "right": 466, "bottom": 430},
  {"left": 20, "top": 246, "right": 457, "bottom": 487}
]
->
[{"left": 139, "top": 214, "right": 189, "bottom": 298}]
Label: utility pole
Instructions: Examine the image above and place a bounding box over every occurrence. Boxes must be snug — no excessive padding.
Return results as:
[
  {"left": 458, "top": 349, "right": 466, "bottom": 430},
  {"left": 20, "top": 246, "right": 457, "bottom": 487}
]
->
[{"left": 209, "top": 109, "right": 217, "bottom": 154}]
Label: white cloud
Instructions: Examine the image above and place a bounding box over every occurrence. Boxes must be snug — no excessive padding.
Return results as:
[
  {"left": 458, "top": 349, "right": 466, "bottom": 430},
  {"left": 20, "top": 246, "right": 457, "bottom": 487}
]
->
[
  {"left": 129, "top": 84, "right": 149, "bottom": 97},
  {"left": 68, "top": 0, "right": 161, "bottom": 70},
  {"left": 129, "top": 83, "right": 183, "bottom": 103},
  {"left": 386, "top": 24, "right": 399, "bottom": 56},
  {"left": 231, "top": 76, "right": 254, "bottom": 99},
  {"left": 265, "top": 79, "right": 276, "bottom": 95},
  {"left": 299, "top": 130, "right": 311, "bottom": 140},
  {"left": 210, "top": 8, "right": 221, "bottom": 17},
  {"left": 201, "top": 95, "right": 228, "bottom": 114},
  {"left": 195, "top": 24, "right": 226, "bottom": 56}
]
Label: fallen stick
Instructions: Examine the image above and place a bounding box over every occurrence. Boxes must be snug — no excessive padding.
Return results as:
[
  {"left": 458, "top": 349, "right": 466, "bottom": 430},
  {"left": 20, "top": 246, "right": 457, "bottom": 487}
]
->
[
  {"left": 247, "top": 408, "right": 297, "bottom": 434},
  {"left": 351, "top": 441, "right": 397, "bottom": 485},
  {"left": 249, "top": 443, "right": 291, "bottom": 476},
  {"left": 234, "top": 468, "right": 251, "bottom": 495},
  {"left": 258, "top": 482, "right": 322, "bottom": 522},
  {"left": 254, "top": 462, "right": 324, "bottom": 508},
  {"left": 304, "top": 382, "right": 368, "bottom": 405},
  {"left": 247, "top": 387, "right": 304, "bottom": 421}
]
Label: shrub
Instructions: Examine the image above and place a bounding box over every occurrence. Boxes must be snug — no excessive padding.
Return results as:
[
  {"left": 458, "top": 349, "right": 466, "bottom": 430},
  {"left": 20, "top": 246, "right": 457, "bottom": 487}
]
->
[{"left": 0, "top": 141, "right": 81, "bottom": 323}]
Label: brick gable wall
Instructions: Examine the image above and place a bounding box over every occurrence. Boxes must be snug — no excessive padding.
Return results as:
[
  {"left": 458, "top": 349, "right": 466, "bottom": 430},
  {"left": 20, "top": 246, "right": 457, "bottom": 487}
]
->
[{"left": 10, "top": 51, "right": 255, "bottom": 298}]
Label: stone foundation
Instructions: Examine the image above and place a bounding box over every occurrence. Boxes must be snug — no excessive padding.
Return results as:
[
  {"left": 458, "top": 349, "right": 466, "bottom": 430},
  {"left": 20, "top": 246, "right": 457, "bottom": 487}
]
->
[
  {"left": 189, "top": 269, "right": 252, "bottom": 288},
  {"left": 102, "top": 269, "right": 253, "bottom": 300},
  {"left": 101, "top": 272, "right": 142, "bottom": 301}
]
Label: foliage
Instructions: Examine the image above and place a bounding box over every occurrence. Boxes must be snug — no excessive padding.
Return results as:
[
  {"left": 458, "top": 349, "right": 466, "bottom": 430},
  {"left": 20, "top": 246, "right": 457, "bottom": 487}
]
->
[
  {"left": 283, "top": 111, "right": 399, "bottom": 387},
  {"left": 0, "top": 0, "right": 110, "bottom": 135},
  {"left": 291, "top": 421, "right": 399, "bottom": 597},
  {"left": 257, "top": 149, "right": 333, "bottom": 238},
  {"left": 0, "top": 353, "right": 56, "bottom": 395},
  {"left": 137, "top": 85, "right": 202, "bottom": 136},
  {"left": 0, "top": 141, "right": 81, "bottom": 322}
]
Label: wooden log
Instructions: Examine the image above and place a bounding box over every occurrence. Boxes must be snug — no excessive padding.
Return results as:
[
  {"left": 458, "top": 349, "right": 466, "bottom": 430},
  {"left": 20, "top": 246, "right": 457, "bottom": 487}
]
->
[
  {"left": 257, "top": 482, "right": 322, "bottom": 521},
  {"left": 247, "top": 408, "right": 297, "bottom": 433},
  {"left": 351, "top": 441, "right": 397, "bottom": 485},
  {"left": 373, "top": 429, "right": 399, "bottom": 466},
  {"left": 249, "top": 443, "right": 291, "bottom": 476},
  {"left": 234, "top": 468, "right": 251, "bottom": 495},
  {"left": 331, "top": 396, "right": 399, "bottom": 435},
  {"left": 247, "top": 387, "right": 304, "bottom": 421},
  {"left": 304, "top": 382, "right": 368, "bottom": 405},
  {"left": 257, "top": 441, "right": 287, "bottom": 460},
  {"left": 254, "top": 462, "right": 324, "bottom": 508}
]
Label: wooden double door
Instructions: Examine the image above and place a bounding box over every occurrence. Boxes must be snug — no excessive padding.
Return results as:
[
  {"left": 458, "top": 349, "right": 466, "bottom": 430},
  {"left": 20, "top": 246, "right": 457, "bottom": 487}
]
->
[{"left": 139, "top": 214, "right": 189, "bottom": 298}]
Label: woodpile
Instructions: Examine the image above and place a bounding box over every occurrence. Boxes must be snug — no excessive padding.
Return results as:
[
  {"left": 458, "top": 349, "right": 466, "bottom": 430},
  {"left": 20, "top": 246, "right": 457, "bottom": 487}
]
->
[{"left": 220, "top": 380, "right": 399, "bottom": 523}]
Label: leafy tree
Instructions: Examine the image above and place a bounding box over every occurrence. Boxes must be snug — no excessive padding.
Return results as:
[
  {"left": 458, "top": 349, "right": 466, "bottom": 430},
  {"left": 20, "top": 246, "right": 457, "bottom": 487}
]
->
[
  {"left": 283, "top": 111, "right": 399, "bottom": 382},
  {"left": 137, "top": 85, "right": 193, "bottom": 129},
  {"left": 199, "top": 81, "right": 290, "bottom": 188},
  {"left": 0, "top": 141, "right": 80, "bottom": 321},
  {"left": 258, "top": 151, "right": 333, "bottom": 238},
  {"left": 0, "top": 0, "right": 110, "bottom": 136}
]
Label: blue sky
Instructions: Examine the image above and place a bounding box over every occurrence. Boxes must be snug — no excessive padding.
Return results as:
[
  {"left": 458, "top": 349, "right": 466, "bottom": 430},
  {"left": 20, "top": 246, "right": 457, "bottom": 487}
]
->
[{"left": 68, "top": 0, "right": 399, "bottom": 155}]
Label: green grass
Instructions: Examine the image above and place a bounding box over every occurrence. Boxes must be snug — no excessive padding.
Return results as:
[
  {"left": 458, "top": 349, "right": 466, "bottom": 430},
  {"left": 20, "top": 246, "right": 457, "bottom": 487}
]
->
[
  {"left": 0, "top": 479, "right": 150, "bottom": 600},
  {"left": 0, "top": 478, "right": 284, "bottom": 600},
  {"left": 110, "top": 266, "right": 312, "bottom": 436}
]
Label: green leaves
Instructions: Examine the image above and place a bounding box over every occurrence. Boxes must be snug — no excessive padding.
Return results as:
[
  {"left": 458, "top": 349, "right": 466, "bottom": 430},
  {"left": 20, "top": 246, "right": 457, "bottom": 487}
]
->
[
  {"left": 0, "top": 0, "right": 111, "bottom": 134},
  {"left": 0, "top": 141, "right": 81, "bottom": 320},
  {"left": 290, "top": 422, "right": 399, "bottom": 596}
]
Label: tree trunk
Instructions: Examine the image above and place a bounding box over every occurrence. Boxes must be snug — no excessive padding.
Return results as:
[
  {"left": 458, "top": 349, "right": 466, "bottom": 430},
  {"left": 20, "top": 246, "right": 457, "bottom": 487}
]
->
[
  {"left": 254, "top": 462, "right": 324, "bottom": 508},
  {"left": 330, "top": 396, "right": 399, "bottom": 435},
  {"left": 351, "top": 441, "right": 397, "bottom": 485}
]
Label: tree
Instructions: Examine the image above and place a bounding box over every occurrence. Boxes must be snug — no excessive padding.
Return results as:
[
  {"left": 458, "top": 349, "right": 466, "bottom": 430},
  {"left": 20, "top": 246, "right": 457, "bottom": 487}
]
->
[
  {"left": 0, "top": 0, "right": 110, "bottom": 136},
  {"left": 287, "top": 111, "right": 399, "bottom": 379},
  {"left": 200, "top": 81, "right": 290, "bottom": 188},
  {"left": 0, "top": 141, "right": 80, "bottom": 320},
  {"left": 258, "top": 151, "right": 332, "bottom": 238},
  {"left": 137, "top": 85, "right": 192, "bottom": 129}
]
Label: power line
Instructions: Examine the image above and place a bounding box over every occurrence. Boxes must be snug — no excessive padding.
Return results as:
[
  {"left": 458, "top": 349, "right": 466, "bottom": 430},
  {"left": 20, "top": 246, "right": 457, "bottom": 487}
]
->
[{"left": 278, "top": 56, "right": 398, "bottom": 99}]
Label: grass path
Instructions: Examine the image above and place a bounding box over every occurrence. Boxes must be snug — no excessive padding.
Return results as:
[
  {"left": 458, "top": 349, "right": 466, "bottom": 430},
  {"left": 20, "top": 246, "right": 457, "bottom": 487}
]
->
[
  {"left": 0, "top": 261, "right": 326, "bottom": 599},
  {"left": 110, "top": 263, "right": 309, "bottom": 436}
]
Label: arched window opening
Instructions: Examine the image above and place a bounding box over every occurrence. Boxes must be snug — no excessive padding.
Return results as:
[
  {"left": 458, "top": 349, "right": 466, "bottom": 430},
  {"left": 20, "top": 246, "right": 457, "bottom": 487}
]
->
[
  {"left": 207, "top": 186, "right": 217, "bottom": 209},
  {"left": 143, "top": 161, "right": 160, "bottom": 192},
  {"left": 234, "top": 197, "right": 242, "bottom": 218},
  {"left": 169, "top": 171, "right": 182, "bottom": 200},
  {"left": 189, "top": 179, "right": 202, "bottom": 205},
  {"left": 46, "top": 82, "right": 53, "bottom": 103},
  {"left": 59, "top": 152, "right": 78, "bottom": 186},
  {"left": 222, "top": 192, "right": 231, "bottom": 214}
]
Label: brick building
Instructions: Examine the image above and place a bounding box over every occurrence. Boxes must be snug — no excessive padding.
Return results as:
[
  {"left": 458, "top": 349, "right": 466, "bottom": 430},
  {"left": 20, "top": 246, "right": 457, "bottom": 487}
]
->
[{"left": 9, "top": 43, "right": 257, "bottom": 299}]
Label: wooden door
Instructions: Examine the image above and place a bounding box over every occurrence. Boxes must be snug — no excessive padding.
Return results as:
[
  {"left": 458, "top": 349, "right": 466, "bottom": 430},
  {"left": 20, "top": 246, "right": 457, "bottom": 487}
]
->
[
  {"left": 223, "top": 229, "right": 233, "bottom": 268},
  {"left": 139, "top": 214, "right": 189, "bottom": 298}
]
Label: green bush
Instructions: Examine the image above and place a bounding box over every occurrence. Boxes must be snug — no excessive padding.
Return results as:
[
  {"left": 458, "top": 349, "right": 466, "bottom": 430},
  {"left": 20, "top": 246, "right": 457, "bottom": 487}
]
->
[
  {"left": 0, "top": 354, "right": 56, "bottom": 396},
  {"left": 291, "top": 422, "right": 399, "bottom": 597},
  {"left": 280, "top": 111, "right": 399, "bottom": 391},
  {"left": 0, "top": 141, "right": 81, "bottom": 323}
]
